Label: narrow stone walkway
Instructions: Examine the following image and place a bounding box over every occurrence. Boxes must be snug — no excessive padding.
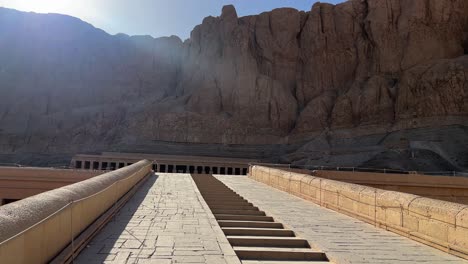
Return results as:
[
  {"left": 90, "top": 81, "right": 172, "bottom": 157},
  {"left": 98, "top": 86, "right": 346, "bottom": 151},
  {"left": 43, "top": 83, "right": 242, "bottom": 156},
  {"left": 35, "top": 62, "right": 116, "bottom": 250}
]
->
[
  {"left": 216, "top": 175, "right": 468, "bottom": 264},
  {"left": 76, "top": 173, "right": 240, "bottom": 264}
]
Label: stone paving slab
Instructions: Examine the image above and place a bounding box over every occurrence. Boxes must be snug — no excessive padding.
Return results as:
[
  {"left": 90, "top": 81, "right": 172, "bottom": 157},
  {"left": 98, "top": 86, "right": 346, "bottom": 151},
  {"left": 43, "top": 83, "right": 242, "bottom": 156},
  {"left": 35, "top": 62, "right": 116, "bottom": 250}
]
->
[
  {"left": 76, "top": 173, "right": 240, "bottom": 264},
  {"left": 216, "top": 175, "right": 468, "bottom": 264}
]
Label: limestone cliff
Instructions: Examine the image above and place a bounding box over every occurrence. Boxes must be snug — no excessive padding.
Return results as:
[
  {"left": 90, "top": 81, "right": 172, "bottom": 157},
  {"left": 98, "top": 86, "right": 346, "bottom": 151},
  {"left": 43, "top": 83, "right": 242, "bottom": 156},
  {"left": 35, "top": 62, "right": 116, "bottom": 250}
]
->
[{"left": 0, "top": 0, "right": 467, "bottom": 170}]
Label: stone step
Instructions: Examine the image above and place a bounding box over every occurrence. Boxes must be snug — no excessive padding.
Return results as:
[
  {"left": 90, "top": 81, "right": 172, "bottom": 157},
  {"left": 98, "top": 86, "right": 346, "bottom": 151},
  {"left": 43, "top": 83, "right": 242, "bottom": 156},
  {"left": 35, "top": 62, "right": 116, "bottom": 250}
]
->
[
  {"left": 233, "top": 247, "right": 328, "bottom": 261},
  {"left": 201, "top": 192, "right": 239, "bottom": 196},
  {"left": 210, "top": 205, "right": 259, "bottom": 210},
  {"left": 205, "top": 200, "right": 248, "bottom": 204},
  {"left": 202, "top": 195, "right": 241, "bottom": 199},
  {"left": 201, "top": 193, "right": 239, "bottom": 197},
  {"left": 241, "top": 261, "right": 330, "bottom": 264},
  {"left": 222, "top": 228, "right": 295, "bottom": 237},
  {"left": 193, "top": 174, "right": 330, "bottom": 263},
  {"left": 218, "top": 220, "right": 283, "bottom": 229},
  {"left": 195, "top": 189, "right": 237, "bottom": 192},
  {"left": 212, "top": 209, "right": 265, "bottom": 216},
  {"left": 209, "top": 202, "right": 254, "bottom": 206},
  {"left": 215, "top": 214, "right": 274, "bottom": 222},
  {"left": 199, "top": 189, "right": 231, "bottom": 191},
  {"left": 202, "top": 194, "right": 245, "bottom": 198},
  {"left": 206, "top": 201, "right": 250, "bottom": 208},
  {"left": 204, "top": 197, "right": 248, "bottom": 202},
  {"left": 228, "top": 236, "right": 309, "bottom": 248}
]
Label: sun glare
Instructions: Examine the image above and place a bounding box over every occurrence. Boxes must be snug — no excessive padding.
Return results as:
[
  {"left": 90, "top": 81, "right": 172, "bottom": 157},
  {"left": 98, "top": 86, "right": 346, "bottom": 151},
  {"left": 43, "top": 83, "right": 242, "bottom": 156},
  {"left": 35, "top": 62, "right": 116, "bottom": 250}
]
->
[
  {"left": 1, "top": 0, "right": 62, "bottom": 13},
  {"left": 0, "top": 0, "right": 95, "bottom": 21}
]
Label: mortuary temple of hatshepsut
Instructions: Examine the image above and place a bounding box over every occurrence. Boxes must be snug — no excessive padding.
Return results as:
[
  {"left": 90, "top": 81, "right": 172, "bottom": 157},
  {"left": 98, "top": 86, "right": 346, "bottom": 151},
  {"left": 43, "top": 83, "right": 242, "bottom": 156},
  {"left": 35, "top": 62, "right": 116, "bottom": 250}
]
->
[
  {"left": 1, "top": 0, "right": 468, "bottom": 263},
  {"left": 1, "top": 156, "right": 468, "bottom": 263},
  {"left": 70, "top": 152, "right": 251, "bottom": 175}
]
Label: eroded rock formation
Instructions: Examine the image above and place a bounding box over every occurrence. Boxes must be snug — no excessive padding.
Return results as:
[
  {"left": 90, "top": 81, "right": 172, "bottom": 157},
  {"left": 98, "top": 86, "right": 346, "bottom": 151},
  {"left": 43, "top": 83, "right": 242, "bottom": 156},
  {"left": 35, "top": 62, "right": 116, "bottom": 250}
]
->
[{"left": 0, "top": 0, "right": 467, "bottom": 170}]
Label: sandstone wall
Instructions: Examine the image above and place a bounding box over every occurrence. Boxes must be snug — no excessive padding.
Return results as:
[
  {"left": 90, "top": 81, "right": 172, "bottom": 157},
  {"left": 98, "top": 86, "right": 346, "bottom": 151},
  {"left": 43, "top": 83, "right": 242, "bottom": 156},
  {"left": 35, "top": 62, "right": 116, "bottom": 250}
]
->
[
  {"left": 250, "top": 165, "right": 468, "bottom": 260},
  {"left": 0, "top": 160, "right": 152, "bottom": 264},
  {"left": 312, "top": 170, "right": 468, "bottom": 204}
]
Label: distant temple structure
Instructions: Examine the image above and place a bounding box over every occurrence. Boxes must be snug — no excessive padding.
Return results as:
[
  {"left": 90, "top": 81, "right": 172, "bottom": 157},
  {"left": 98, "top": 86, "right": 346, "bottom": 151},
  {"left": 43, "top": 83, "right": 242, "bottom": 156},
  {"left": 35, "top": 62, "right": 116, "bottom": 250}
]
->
[{"left": 71, "top": 152, "right": 252, "bottom": 175}]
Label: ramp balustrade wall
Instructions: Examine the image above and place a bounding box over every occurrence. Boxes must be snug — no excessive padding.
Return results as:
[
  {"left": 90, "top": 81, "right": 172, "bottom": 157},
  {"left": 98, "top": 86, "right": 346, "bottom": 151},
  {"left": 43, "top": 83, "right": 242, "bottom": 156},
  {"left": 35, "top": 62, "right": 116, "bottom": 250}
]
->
[
  {"left": 0, "top": 160, "right": 152, "bottom": 264},
  {"left": 312, "top": 170, "right": 468, "bottom": 205},
  {"left": 249, "top": 165, "right": 468, "bottom": 260}
]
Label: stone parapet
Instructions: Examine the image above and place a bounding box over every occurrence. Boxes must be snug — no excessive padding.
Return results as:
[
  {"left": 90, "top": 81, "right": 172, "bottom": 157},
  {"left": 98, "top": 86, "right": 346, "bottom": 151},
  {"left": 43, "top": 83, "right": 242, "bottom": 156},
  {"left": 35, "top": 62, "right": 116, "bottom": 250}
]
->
[
  {"left": 0, "top": 160, "right": 152, "bottom": 264},
  {"left": 313, "top": 170, "right": 468, "bottom": 204},
  {"left": 249, "top": 165, "right": 468, "bottom": 260}
]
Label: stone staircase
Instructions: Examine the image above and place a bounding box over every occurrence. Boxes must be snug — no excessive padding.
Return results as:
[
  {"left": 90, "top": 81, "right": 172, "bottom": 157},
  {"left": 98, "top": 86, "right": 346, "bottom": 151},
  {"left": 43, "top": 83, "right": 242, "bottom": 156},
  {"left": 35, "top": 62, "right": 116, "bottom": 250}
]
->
[{"left": 192, "top": 174, "right": 330, "bottom": 263}]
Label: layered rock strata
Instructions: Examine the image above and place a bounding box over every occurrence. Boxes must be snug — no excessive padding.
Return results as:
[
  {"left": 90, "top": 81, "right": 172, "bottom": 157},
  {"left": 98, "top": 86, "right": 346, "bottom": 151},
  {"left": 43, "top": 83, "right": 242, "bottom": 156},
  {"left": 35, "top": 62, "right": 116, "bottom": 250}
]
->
[{"left": 0, "top": 0, "right": 467, "bottom": 170}]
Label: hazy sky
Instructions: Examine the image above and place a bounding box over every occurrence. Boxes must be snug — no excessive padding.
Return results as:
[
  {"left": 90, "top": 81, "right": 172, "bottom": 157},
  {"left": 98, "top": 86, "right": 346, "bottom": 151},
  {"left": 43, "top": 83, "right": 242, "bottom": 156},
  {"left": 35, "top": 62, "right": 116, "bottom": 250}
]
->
[{"left": 0, "top": 0, "right": 344, "bottom": 39}]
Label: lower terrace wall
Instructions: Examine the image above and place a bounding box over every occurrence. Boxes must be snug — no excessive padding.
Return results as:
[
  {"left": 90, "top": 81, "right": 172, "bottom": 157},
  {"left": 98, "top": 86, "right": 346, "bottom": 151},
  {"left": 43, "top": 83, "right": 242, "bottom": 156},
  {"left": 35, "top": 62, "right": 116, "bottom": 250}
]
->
[
  {"left": 0, "top": 167, "right": 102, "bottom": 202},
  {"left": 0, "top": 160, "right": 152, "bottom": 264},
  {"left": 250, "top": 165, "right": 468, "bottom": 260}
]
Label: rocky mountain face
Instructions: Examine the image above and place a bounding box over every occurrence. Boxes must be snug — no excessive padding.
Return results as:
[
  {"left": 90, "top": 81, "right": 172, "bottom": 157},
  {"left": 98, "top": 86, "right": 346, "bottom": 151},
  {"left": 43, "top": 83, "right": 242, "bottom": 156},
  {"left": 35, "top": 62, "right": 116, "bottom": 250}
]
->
[{"left": 0, "top": 0, "right": 467, "bottom": 171}]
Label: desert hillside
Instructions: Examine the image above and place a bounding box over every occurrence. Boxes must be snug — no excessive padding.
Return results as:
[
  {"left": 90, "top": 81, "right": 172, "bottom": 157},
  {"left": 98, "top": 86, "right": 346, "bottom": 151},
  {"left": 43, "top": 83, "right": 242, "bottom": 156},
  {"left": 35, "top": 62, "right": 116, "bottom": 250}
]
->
[{"left": 0, "top": 0, "right": 467, "bottom": 170}]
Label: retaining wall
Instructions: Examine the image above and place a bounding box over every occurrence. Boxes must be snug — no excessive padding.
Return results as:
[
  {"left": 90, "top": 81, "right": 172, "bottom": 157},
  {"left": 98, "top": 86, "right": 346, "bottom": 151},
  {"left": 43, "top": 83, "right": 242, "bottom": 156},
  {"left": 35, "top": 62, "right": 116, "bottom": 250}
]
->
[
  {"left": 250, "top": 165, "right": 468, "bottom": 260},
  {"left": 313, "top": 170, "right": 468, "bottom": 204},
  {"left": 0, "top": 160, "right": 152, "bottom": 264},
  {"left": 0, "top": 167, "right": 101, "bottom": 200}
]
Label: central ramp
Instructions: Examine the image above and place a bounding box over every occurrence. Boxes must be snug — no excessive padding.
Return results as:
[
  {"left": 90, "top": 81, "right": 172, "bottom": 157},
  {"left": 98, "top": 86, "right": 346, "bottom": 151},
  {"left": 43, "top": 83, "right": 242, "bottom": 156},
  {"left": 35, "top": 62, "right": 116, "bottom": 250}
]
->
[
  {"left": 192, "top": 174, "right": 330, "bottom": 263},
  {"left": 76, "top": 173, "right": 240, "bottom": 264}
]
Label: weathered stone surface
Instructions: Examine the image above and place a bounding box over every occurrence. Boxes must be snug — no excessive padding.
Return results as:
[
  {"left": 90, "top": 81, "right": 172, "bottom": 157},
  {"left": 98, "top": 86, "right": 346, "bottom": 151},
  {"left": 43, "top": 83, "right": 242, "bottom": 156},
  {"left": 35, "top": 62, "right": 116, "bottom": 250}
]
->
[
  {"left": 75, "top": 174, "right": 240, "bottom": 264},
  {"left": 0, "top": 0, "right": 467, "bottom": 169},
  {"left": 218, "top": 174, "right": 467, "bottom": 263},
  {"left": 396, "top": 57, "right": 468, "bottom": 120}
]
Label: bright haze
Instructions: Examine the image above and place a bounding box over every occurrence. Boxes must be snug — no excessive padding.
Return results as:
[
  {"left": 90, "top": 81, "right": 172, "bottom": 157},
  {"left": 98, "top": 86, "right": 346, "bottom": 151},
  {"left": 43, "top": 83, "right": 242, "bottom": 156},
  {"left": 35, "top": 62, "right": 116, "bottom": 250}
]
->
[{"left": 0, "top": 0, "right": 343, "bottom": 39}]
